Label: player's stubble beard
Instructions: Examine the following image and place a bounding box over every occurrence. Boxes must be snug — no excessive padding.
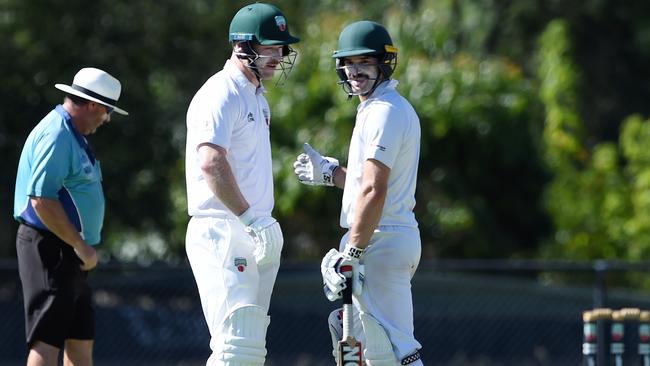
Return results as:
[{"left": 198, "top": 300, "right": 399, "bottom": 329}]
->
[{"left": 250, "top": 53, "right": 281, "bottom": 81}]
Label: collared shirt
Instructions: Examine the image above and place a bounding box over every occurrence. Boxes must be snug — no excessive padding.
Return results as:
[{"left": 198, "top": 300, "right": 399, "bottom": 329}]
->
[
  {"left": 185, "top": 60, "right": 274, "bottom": 217},
  {"left": 340, "top": 80, "right": 421, "bottom": 229},
  {"left": 14, "top": 105, "right": 105, "bottom": 245}
]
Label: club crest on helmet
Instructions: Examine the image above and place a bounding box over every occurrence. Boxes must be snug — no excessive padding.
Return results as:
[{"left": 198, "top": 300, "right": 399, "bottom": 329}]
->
[{"left": 275, "top": 16, "right": 287, "bottom": 32}]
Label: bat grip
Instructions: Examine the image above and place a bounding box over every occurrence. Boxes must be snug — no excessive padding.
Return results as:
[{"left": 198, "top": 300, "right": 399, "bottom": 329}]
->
[
  {"left": 341, "top": 269, "right": 353, "bottom": 341},
  {"left": 343, "top": 303, "right": 353, "bottom": 340}
]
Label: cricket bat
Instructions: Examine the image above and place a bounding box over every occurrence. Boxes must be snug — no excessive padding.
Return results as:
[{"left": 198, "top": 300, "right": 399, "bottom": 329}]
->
[{"left": 337, "top": 264, "right": 363, "bottom": 366}]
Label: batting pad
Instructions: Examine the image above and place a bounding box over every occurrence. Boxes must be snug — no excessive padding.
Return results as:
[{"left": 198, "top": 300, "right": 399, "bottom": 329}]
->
[
  {"left": 328, "top": 308, "right": 343, "bottom": 364},
  {"left": 218, "top": 305, "right": 270, "bottom": 366},
  {"left": 359, "top": 312, "right": 399, "bottom": 366}
]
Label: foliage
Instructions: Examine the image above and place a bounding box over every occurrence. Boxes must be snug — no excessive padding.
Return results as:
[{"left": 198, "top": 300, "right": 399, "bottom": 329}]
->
[
  {"left": 3, "top": 0, "right": 650, "bottom": 263},
  {"left": 541, "top": 113, "right": 650, "bottom": 261},
  {"left": 539, "top": 20, "right": 650, "bottom": 262},
  {"left": 265, "top": 0, "right": 549, "bottom": 259},
  {"left": 0, "top": 0, "right": 239, "bottom": 259}
]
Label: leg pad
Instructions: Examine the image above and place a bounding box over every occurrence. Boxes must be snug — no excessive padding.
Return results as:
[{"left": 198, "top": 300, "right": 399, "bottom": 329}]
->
[
  {"left": 214, "top": 305, "right": 269, "bottom": 366},
  {"left": 360, "top": 312, "right": 399, "bottom": 366},
  {"left": 328, "top": 308, "right": 343, "bottom": 364}
]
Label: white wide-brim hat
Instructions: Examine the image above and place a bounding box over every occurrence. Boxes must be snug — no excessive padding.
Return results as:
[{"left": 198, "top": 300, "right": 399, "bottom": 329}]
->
[{"left": 55, "top": 67, "right": 128, "bottom": 115}]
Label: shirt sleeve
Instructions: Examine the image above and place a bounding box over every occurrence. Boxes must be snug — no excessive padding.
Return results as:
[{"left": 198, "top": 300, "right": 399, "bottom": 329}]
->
[
  {"left": 361, "top": 102, "right": 403, "bottom": 170},
  {"left": 27, "top": 131, "right": 72, "bottom": 198},
  {"left": 188, "top": 85, "right": 239, "bottom": 151}
]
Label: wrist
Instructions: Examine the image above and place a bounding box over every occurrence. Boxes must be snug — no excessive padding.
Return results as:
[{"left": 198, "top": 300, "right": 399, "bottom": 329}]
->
[
  {"left": 238, "top": 208, "right": 255, "bottom": 226},
  {"left": 342, "top": 243, "right": 364, "bottom": 260},
  {"left": 70, "top": 239, "right": 88, "bottom": 251},
  {"left": 330, "top": 165, "right": 340, "bottom": 185},
  {"left": 325, "top": 162, "right": 338, "bottom": 174}
]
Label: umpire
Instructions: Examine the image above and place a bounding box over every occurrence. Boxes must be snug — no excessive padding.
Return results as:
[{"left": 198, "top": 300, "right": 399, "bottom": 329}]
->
[{"left": 13, "top": 67, "right": 127, "bottom": 366}]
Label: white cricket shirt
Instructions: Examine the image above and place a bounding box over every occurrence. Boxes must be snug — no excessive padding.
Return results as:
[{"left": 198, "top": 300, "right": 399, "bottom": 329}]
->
[
  {"left": 340, "top": 80, "right": 421, "bottom": 229},
  {"left": 186, "top": 60, "right": 274, "bottom": 218}
]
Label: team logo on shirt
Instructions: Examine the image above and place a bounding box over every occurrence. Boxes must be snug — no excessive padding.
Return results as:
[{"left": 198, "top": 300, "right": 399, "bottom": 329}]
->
[
  {"left": 234, "top": 257, "right": 248, "bottom": 272},
  {"left": 369, "top": 143, "right": 387, "bottom": 152},
  {"left": 80, "top": 154, "right": 93, "bottom": 174},
  {"left": 275, "top": 16, "right": 287, "bottom": 32},
  {"left": 263, "top": 108, "right": 270, "bottom": 126},
  {"left": 246, "top": 110, "right": 270, "bottom": 126}
]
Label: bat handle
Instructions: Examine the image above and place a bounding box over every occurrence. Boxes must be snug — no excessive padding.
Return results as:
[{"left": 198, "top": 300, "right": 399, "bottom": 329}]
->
[{"left": 340, "top": 265, "right": 354, "bottom": 345}]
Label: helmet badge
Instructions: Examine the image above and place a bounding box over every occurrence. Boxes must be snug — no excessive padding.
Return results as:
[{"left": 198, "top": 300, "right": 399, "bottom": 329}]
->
[{"left": 275, "top": 15, "right": 287, "bottom": 31}]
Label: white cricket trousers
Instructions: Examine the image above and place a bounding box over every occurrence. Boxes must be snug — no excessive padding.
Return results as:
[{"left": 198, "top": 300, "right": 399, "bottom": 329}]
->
[
  {"left": 186, "top": 216, "right": 280, "bottom": 362},
  {"left": 341, "top": 225, "right": 423, "bottom": 364}
]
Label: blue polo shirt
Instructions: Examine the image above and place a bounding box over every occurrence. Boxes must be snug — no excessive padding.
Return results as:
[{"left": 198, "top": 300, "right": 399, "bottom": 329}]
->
[{"left": 14, "top": 105, "right": 105, "bottom": 245}]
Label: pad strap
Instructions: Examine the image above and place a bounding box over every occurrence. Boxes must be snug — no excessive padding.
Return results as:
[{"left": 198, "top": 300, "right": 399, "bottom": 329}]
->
[{"left": 401, "top": 349, "right": 422, "bottom": 365}]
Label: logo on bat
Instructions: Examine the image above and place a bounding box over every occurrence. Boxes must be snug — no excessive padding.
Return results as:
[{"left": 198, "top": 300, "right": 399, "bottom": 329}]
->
[{"left": 338, "top": 342, "right": 363, "bottom": 366}]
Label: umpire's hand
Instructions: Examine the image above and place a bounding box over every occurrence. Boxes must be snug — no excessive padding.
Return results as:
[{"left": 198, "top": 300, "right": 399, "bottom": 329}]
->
[{"left": 74, "top": 243, "right": 98, "bottom": 271}]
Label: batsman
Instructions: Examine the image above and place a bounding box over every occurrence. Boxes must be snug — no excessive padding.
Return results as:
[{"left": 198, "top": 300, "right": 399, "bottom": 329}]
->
[
  {"left": 184, "top": 3, "right": 299, "bottom": 365},
  {"left": 293, "top": 21, "right": 423, "bottom": 365}
]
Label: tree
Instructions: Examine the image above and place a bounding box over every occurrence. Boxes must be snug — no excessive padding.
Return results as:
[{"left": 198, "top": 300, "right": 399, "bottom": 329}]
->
[{"left": 5, "top": 0, "right": 650, "bottom": 262}]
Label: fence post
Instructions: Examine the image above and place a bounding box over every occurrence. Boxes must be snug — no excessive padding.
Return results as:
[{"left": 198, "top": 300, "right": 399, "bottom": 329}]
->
[{"left": 594, "top": 260, "right": 609, "bottom": 366}]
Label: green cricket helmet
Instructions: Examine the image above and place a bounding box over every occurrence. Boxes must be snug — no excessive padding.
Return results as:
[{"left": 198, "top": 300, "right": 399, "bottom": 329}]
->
[
  {"left": 333, "top": 20, "right": 398, "bottom": 76},
  {"left": 229, "top": 3, "right": 299, "bottom": 47},
  {"left": 333, "top": 21, "right": 398, "bottom": 97},
  {"left": 229, "top": 3, "right": 300, "bottom": 85}
]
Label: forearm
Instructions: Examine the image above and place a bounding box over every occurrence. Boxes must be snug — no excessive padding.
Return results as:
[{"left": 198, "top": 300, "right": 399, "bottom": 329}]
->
[
  {"left": 347, "top": 159, "right": 390, "bottom": 249},
  {"left": 199, "top": 144, "right": 249, "bottom": 216},
  {"left": 348, "top": 185, "right": 386, "bottom": 249},
  {"left": 30, "top": 197, "right": 86, "bottom": 249}
]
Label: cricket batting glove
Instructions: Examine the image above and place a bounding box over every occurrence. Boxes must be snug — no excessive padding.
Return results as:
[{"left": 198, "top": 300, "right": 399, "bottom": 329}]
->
[
  {"left": 238, "top": 209, "right": 284, "bottom": 266},
  {"left": 320, "top": 244, "right": 365, "bottom": 301},
  {"left": 293, "top": 143, "right": 339, "bottom": 186}
]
